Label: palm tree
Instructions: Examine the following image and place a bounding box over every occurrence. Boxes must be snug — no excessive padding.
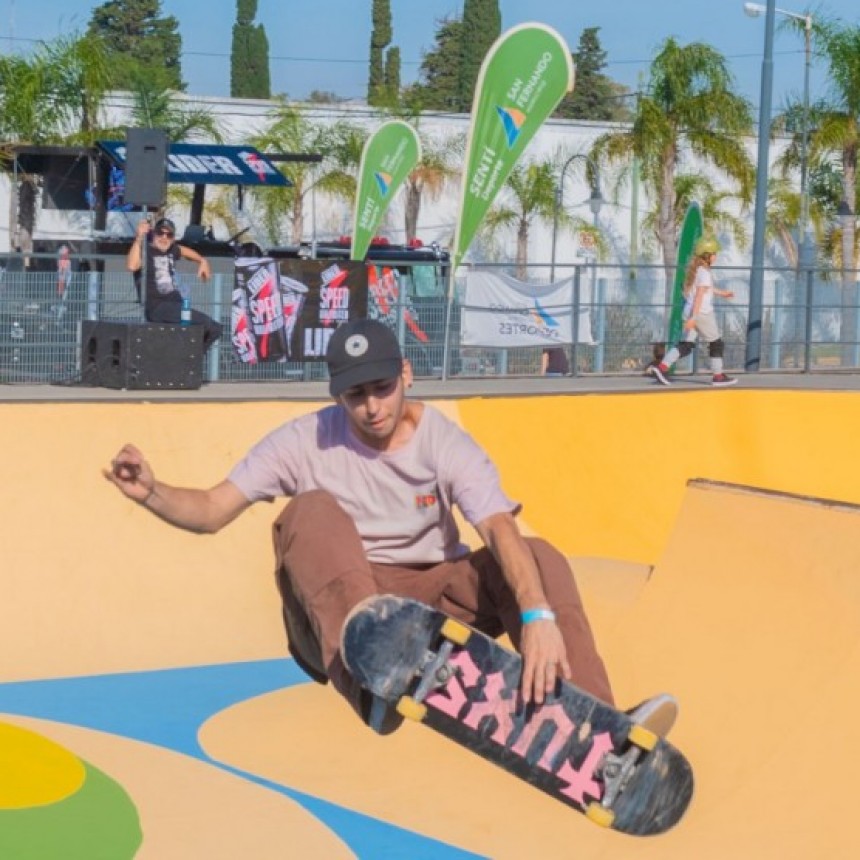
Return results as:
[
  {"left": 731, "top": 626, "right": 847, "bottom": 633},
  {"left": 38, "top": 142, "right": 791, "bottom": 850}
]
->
[
  {"left": 765, "top": 176, "right": 804, "bottom": 268},
  {"left": 639, "top": 172, "right": 748, "bottom": 259},
  {"left": 591, "top": 38, "right": 754, "bottom": 282},
  {"left": 809, "top": 18, "right": 860, "bottom": 359},
  {"left": 42, "top": 33, "right": 112, "bottom": 145},
  {"left": 0, "top": 33, "right": 111, "bottom": 255},
  {"left": 94, "top": 72, "right": 225, "bottom": 229},
  {"left": 402, "top": 130, "right": 464, "bottom": 243},
  {"left": 481, "top": 157, "right": 598, "bottom": 280},
  {"left": 249, "top": 99, "right": 366, "bottom": 245},
  {"left": 128, "top": 79, "right": 222, "bottom": 143}
]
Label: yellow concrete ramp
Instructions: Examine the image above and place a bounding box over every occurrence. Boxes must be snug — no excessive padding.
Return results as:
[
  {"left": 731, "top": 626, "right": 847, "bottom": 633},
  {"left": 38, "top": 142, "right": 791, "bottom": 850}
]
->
[
  {"left": 2, "top": 396, "right": 859, "bottom": 857},
  {"left": 605, "top": 479, "right": 860, "bottom": 858},
  {"left": 197, "top": 479, "right": 860, "bottom": 858}
]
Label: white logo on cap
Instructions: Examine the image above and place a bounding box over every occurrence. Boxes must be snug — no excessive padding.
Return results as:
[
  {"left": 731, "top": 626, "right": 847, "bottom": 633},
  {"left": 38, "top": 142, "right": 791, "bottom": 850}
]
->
[{"left": 345, "top": 334, "right": 369, "bottom": 357}]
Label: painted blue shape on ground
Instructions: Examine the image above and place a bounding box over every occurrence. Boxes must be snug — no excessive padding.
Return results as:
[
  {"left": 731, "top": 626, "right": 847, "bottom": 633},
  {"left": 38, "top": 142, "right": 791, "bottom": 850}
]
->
[
  {"left": 0, "top": 660, "right": 485, "bottom": 860},
  {"left": 0, "top": 659, "right": 301, "bottom": 757}
]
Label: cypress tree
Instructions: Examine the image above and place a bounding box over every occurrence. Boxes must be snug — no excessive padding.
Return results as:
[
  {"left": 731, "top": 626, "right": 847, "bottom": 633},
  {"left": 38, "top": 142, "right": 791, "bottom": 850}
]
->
[
  {"left": 458, "top": 0, "right": 501, "bottom": 112},
  {"left": 556, "top": 27, "right": 629, "bottom": 121},
  {"left": 231, "top": 0, "right": 271, "bottom": 99},
  {"left": 384, "top": 46, "right": 401, "bottom": 106},
  {"left": 368, "top": 0, "right": 392, "bottom": 105}
]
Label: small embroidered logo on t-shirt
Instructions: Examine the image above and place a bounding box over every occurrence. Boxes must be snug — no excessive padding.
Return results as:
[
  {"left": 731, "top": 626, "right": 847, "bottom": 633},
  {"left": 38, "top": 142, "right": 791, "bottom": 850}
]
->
[{"left": 415, "top": 493, "right": 437, "bottom": 509}]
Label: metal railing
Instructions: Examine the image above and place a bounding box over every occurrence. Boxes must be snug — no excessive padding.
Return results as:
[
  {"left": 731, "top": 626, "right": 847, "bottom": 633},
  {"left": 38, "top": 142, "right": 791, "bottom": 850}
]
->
[{"left": 1, "top": 254, "right": 858, "bottom": 385}]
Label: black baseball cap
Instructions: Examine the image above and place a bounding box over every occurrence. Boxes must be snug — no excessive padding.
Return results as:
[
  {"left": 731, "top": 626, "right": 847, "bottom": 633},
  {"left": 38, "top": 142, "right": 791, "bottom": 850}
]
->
[
  {"left": 153, "top": 217, "right": 176, "bottom": 235},
  {"left": 326, "top": 318, "right": 403, "bottom": 397}
]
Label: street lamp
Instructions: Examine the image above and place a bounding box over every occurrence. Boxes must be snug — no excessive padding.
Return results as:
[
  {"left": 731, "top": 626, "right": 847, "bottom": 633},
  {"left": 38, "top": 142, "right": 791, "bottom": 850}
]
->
[
  {"left": 549, "top": 153, "right": 603, "bottom": 281},
  {"left": 588, "top": 186, "right": 604, "bottom": 224},
  {"left": 743, "top": 0, "right": 777, "bottom": 371},
  {"left": 744, "top": 2, "right": 814, "bottom": 268}
]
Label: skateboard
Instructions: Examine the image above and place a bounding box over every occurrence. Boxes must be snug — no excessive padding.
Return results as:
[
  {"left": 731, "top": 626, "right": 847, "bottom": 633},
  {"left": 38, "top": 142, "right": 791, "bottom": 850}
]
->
[{"left": 341, "top": 595, "right": 694, "bottom": 836}]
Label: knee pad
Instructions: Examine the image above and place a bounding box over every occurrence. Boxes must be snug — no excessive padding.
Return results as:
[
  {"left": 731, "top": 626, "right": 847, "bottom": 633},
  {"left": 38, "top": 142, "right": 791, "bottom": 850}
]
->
[
  {"left": 677, "top": 341, "right": 694, "bottom": 359},
  {"left": 709, "top": 338, "right": 725, "bottom": 358}
]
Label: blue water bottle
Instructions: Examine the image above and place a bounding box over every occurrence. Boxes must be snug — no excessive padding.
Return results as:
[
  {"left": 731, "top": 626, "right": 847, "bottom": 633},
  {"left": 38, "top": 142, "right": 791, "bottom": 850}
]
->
[{"left": 180, "top": 296, "right": 192, "bottom": 326}]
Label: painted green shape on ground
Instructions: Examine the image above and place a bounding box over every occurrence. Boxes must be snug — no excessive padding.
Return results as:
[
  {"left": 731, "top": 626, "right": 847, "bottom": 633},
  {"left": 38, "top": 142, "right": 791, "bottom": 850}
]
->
[
  {"left": 667, "top": 202, "right": 704, "bottom": 347},
  {"left": 0, "top": 761, "right": 142, "bottom": 859}
]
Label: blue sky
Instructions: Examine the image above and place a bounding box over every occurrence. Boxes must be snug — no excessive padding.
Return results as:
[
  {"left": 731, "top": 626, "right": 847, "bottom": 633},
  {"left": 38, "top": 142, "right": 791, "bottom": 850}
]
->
[{"left": 2, "top": 0, "right": 858, "bottom": 112}]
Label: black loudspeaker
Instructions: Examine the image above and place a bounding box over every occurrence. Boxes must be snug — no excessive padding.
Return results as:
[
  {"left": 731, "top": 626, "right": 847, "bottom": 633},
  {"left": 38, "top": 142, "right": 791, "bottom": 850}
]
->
[
  {"left": 80, "top": 322, "right": 204, "bottom": 390},
  {"left": 124, "top": 128, "right": 168, "bottom": 207}
]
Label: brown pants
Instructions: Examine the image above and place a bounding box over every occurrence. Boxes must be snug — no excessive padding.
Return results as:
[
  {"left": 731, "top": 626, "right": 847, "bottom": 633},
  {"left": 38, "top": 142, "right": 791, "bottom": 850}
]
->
[{"left": 272, "top": 490, "right": 614, "bottom": 706}]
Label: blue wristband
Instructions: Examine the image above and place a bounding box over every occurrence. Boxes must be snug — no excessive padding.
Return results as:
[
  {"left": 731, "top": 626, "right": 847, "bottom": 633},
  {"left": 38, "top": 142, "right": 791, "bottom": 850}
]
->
[{"left": 521, "top": 608, "right": 556, "bottom": 625}]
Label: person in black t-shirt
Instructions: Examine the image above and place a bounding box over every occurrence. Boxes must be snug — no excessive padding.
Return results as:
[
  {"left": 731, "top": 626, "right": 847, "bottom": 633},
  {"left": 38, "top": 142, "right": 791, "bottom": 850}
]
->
[{"left": 127, "top": 217, "right": 222, "bottom": 349}]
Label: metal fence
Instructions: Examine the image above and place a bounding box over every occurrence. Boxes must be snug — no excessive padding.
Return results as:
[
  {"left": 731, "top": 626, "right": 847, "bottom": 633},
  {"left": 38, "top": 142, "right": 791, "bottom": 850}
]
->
[{"left": 1, "top": 252, "right": 859, "bottom": 386}]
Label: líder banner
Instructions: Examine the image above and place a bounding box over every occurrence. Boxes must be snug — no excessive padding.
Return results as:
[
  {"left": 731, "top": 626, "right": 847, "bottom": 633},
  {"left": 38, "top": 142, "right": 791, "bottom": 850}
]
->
[
  {"left": 97, "top": 141, "right": 290, "bottom": 186},
  {"left": 452, "top": 24, "right": 574, "bottom": 267},
  {"left": 351, "top": 121, "right": 421, "bottom": 261}
]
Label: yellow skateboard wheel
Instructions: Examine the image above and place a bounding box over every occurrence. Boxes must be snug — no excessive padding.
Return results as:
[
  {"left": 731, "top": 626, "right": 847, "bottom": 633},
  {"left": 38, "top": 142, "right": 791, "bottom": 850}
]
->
[
  {"left": 586, "top": 801, "right": 616, "bottom": 828},
  {"left": 440, "top": 618, "right": 471, "bottom": 645},
  {"left": 628, "top": 723, "right": 659, "bottom": 751},
  {"left": 396, "top": 696, "right": 427, "bottom": 722}
]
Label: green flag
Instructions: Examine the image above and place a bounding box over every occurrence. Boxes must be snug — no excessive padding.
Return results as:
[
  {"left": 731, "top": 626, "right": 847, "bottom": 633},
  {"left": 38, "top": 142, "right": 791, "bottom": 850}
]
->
[
  {"left": 452, "top": 23, "right": 575, "bottom": 268},
  {"left": 351, "top": 120, "right": 421, "bottom": 261}
]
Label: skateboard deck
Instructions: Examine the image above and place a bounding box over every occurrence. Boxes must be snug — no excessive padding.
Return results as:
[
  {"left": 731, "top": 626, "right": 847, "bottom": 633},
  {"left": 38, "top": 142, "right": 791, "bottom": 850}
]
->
[{"left": 341, "top": 595, "right": 694, "bottom": 836}]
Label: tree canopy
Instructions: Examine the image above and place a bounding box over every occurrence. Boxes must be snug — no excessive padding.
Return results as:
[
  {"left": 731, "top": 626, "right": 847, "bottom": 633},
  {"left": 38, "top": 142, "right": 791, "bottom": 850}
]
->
[
  {"left": 592, "top": 38, "right": 754, "bottom": 271},
  {"left": 87, "top": 0, "right": 183, "bottom": 91},
  {"left": 556, "top": 28, "right": 630, "bottom": 122},
  {"left": 405, "top": 1, "right": 500, "bottom": 113},
  {"left": 403, "top": 16, "right": 463, "bottom": 112}
]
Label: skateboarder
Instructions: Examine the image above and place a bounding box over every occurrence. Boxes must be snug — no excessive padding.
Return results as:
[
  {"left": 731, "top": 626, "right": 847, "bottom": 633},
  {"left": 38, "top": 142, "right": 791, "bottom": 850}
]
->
[
  {"left": 648, "top": 236, "right": 737, "bottom": 387},
  {"left": 105, "top": 318, "right": 675, "bottom": 735}
]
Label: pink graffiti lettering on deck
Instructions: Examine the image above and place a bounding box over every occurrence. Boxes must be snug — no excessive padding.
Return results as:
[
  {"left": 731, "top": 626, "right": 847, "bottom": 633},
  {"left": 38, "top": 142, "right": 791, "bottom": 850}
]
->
[
  {"left": 423, "top": 648, "right": 607, "bottom": 805},
  {"left": 511, "top": 701, "right": 575, "bottom": 769},
  {"left": 461, "top": 671, "right": 515, "bottom": 744},
  {"left": 555, "top": 732, "right": 612, "bottom": 804}
]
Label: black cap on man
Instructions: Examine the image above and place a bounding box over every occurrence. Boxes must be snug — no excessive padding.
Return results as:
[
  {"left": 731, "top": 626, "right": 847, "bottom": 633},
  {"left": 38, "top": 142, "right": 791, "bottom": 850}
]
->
[{"left": 326, "top": 319, "right": 403, "bottom": 397}]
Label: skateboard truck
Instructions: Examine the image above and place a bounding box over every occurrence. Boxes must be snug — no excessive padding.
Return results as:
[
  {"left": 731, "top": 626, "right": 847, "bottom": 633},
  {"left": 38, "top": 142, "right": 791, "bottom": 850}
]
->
[
  {"left": 599, "top": 746, "right": 643, "bottom": 808},
  {"left": 586, "top": 723, "right": 659, "bottom": 827},
  {"left": 395, "top": 618, "right": 472, "bottom": 722},
  {"left": 412, "top": 637, "right": 459, "bottom": 703}
]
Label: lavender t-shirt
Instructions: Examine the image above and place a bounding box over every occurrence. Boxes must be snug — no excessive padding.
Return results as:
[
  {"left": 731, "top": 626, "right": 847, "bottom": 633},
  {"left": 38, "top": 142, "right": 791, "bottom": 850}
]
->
[{"left": 228, "top": 404, "right": 519, "bottom": 564}]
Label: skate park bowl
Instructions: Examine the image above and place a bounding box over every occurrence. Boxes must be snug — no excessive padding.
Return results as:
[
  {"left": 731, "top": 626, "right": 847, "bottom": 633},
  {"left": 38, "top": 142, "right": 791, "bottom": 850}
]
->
[{"left": 1, "top": 386, "right": 859, "bottom": 858}]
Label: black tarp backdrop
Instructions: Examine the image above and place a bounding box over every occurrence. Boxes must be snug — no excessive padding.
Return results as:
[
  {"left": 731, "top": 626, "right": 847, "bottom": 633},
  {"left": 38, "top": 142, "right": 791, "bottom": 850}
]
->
[{"left": 231, "top": 258, "right": 368, "bottom": 364}]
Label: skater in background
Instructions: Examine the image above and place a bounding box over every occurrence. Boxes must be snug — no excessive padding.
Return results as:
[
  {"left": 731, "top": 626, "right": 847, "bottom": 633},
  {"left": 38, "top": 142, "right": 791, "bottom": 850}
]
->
[{"left": 648, "top": 237, "right": 737, "bottom": 387}]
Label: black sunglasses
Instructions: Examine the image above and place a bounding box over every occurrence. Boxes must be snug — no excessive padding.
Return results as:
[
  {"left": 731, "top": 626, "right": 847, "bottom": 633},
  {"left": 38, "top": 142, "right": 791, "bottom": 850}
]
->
[{"left": 155, "top": 229, "right": 174, "bottom": 238}]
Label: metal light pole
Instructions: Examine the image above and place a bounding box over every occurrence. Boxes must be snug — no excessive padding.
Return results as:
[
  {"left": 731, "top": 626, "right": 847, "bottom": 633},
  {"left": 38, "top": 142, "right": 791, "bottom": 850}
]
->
[
  {"left": 550, "top": 153, "right": 603, "bottom": 282},
  {"left": 744, "top": 0, "right": 777, "bottom": 371},
  {"left": 744, "top": 2, "right": 814, "bottom": 267},
  {"left": 798, "top": 12, "right": 813, "bottom": 267}
]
